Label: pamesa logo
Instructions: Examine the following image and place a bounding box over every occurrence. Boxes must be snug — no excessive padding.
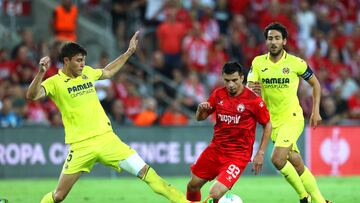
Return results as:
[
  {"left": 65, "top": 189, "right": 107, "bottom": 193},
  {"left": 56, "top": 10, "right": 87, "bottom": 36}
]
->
[
  {"left": 262, "top": 78, "right": 290, "bottom": 84},
  {"left": 261, "top": 77, "right": 290, "bottom": 88}
]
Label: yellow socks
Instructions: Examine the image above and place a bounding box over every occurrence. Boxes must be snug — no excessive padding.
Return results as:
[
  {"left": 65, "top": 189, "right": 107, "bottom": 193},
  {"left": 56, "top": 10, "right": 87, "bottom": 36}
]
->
[
  {"left": 40, "top": 192, "right": 54, "bottom": 203},
  {"left": 300, "top": 167, "right": 326, "bottom": 203},
  {"left": 142, "top": 167, "right": 188, "bottom": 203},
  {"left": 280, "top": 161, "right": 308, "bottom": 199}
]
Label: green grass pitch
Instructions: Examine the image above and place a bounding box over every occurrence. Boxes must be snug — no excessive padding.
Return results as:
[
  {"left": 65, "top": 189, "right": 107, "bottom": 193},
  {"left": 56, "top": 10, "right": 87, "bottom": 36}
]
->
[{"left": 1, "top": 176, "right": 359, "bottom": 203}]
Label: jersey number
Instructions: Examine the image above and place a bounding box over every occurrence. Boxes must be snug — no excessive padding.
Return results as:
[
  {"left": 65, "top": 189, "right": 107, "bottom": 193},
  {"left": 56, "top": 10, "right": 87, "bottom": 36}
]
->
[
  {"left": 66, "top": 150, "right": 74, "bottom": 162},
  {"left": 226, "top": 164, "right": 241, "bottom": 178}
]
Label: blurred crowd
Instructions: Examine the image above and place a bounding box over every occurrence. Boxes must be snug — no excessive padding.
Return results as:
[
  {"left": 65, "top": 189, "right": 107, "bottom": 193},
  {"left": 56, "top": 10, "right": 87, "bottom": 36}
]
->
[{"left": 1, "top": 0, "right": 360, "bottom": 128}]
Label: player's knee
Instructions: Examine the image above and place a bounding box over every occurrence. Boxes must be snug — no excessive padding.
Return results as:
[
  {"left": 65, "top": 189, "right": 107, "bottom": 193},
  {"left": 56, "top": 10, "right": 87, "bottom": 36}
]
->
[
  {"left": 187, "top": 181, "right": 202, "bottom": 191},
  {"left": 137, "top": 164, "right": 149, "bottom": 179},
  {"left": 271, "top": 154, "right": 286, "bottom": 169},
  {"left": 209, "top": 183, "right": 227, "bottom": 200},
  {"left": 288, "top": 152, "right": 305, "bottom": 174},
  {"left": 53, "top": 191, "right": 66, "bottom": 202},
  {"left": 294, "top": 164, "right": 304, "bottom": 175},
  {"left": 290, "top": 160, "right": 304, "bottom": 175},
  {"left": 208, "top": 188, "right": 225, "bottom": 200}
]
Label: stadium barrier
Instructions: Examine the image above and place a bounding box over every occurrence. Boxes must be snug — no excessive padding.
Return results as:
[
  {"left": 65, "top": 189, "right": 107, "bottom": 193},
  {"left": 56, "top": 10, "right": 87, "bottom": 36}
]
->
[
  {"left": 306, "top": 126, "right": 360, "bottom": 176},
  {"left": 0, "top": 125, "right": 308, "bottom": 178}
]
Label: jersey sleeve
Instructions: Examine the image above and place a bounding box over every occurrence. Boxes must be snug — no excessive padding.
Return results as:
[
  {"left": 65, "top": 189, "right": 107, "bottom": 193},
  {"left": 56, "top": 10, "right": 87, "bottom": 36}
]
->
[
  {"left": 247, "top": 60, "right": 259, "bottom": 82},
  {"left": 41, "top": 77, "right": 56, "bottom": 97},
  {"left": 83, "top": 66, "right": 103, "bottom": 81},
  {"left": 295, "top": 58, "right": 314, "bottom": 81},
  {"left": 254, "top": 97, "right": 270, "bottom": 125}
]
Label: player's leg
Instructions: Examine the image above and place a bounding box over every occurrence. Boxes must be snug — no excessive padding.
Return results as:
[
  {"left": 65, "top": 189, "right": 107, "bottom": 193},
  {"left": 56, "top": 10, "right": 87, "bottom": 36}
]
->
[
  {"left": 203, "top": 181, "right": 228, "bottom": 203},
  {"left": 186, "top": 146, "right": 220, "bottom": 202},
  {"left": 271, "top": 123, "right": 308, "bottom": 201},
  {"left": 41, "top": 137, "right": 97, "bottom": 203},
  {"left": 204, "top": 161, "right": 246, "bottom": 203},
  {"left": 287, "top": 150, "right": 305, "bottom": 175},
  {"left": 138, "top": 164, "right": 188, "bottom": 203},
  {"left": 186, "top": 174, "right": 207, "bottom": 202},
  {"left": 98, "top": 132, "right": 187, "bottom": 203},
  {"left": 288, "top": 151, "right": 326, "bottom": 203},
  {"left": 40, "top": 172, "right": 82, "bottom": 203},
  {"left": 272, "top": 146, "right": 308, "bottom": 201}
]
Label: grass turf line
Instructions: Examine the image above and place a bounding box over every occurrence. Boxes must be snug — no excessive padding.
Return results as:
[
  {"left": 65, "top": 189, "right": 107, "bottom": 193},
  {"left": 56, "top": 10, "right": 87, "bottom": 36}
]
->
[{"left": 0, "top": 176, "right": 358, "bottom": 203}]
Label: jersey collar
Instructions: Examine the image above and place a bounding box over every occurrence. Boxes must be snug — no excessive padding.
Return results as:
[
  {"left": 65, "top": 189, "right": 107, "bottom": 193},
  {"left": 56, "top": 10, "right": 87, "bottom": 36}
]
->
[
  {"left": 266, "top": 50, "right": 287, "bottom": 63},
  {"left": 58, "top": 69, "right": 72, "bottom": 81}
]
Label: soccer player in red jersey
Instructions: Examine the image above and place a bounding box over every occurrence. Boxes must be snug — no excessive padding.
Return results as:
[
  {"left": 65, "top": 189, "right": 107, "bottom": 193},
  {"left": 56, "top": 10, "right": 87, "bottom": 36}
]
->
[{"left": 186, "top": 62, "right": 272, "bottom": 203}]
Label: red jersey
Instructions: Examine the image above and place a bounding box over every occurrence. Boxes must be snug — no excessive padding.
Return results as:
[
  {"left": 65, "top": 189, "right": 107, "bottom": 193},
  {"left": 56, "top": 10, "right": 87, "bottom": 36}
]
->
[{"left": 207, "top": 87, "right": 270, "bottom": 160}]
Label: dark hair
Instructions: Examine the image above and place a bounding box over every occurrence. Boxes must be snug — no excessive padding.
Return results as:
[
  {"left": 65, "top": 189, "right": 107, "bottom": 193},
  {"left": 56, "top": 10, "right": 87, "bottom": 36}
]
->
[
  {"left": 58, "top": 42, "right": 87, "bottom": 62},
  {"left": 222, "top": 62, "right": 244, "bottom": 76},
  {"left": 264, "top": 22, "right": 288, "bottom": 39}
]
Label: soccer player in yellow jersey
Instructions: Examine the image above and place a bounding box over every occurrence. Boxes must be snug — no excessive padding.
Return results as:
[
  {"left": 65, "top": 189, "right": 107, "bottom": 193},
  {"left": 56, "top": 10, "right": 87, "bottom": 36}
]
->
[
  {"left": 27, "top": 31, "right": 188, "bottom": 203},
  {"left": 247, "top": 23, "right": 331, "bottom": 203}
]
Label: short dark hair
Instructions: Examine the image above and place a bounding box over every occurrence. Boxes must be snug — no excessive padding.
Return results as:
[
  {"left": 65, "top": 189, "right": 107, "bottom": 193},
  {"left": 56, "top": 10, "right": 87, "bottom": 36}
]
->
[
  {"left": 264, "top": 22, "right": 288, "bottom": 39},
  {"left": 58, "top": 42, "right": 87, "bottom": 62},
  {"left": 222, "top": 62, "right": 244, "bottom": 76}
]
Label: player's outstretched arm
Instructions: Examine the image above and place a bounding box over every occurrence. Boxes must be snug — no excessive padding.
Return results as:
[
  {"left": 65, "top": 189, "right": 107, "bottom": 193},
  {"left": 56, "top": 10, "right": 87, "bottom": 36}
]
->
[
  {"left": 307, "top": 75, "right": 322, "bottom": 128},
  {"left": 252, "top": 121, "right": 272, "bottom": 175},
  {"left": 26, "top": 56, "right": 50, "bottom": 101},
  {"left": 100, "top": 31, "right": 139, "bottom": 79},
  {"left": 195, "top": 102, "right": 212, "bottom": 121}
]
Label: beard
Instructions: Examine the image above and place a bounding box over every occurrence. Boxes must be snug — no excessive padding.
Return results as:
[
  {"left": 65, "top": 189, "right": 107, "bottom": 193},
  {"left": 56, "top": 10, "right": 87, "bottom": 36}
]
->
[
  {"left": 269, "top": 46, "right": 283, "bottom": 57},
  {"left": 269, "top": 48, "right": 282, "bottom": 57},
  {"left": 228, "top": 88, "right": 237, "bottom": 96}
]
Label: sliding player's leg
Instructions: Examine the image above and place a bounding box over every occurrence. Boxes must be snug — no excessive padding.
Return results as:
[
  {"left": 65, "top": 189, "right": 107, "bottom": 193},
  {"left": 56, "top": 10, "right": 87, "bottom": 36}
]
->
[
  {"left": 40, "top": 172, "right": 82, "bottom": 203},
  {"left": 139, "top": 164, "right": 188, "bottom": 203},
  {"left": 98, "top": 132, "right": 187, "bottom": 203},
  {"left": 40, "top": 137, "right": 96, "bottom": 203}
]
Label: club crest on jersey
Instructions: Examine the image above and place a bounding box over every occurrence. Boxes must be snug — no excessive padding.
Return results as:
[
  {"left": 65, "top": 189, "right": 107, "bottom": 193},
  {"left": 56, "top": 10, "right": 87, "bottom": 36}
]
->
[
  {"left": 82, "top": 74, "right": 88, "bottom": 80},
  {"left": 259, "top": 102, "right": 264, "bottom": 108},
  {"left": 237, "top": 103, "right": 245, "bottom": 112},
  {"left": 218, "top": 100, "right": 223, "bottom": 106},
  {"left": 282, "top": 67, "right": 290, "bottom": 74}
]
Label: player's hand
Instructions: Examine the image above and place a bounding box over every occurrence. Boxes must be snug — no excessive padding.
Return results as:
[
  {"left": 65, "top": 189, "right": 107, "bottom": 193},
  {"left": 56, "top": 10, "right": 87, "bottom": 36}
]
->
[
  {"left": 197, "top": 102, "right": 212, "bottom": 112},
  {"left": 252, "top": 152, "right": 264, "bottom": 175},
  {"left": 127, "top": 31, "right": 139, "bottom": 55},
  {"left": 39, "top": 56, "right": 50, "bottom": 73},
  {"left": 310, "top": 112, "right": 322, "bottom": 129},
  {"left": 248, "top": 81, "right": 261, "bottom": 95}
]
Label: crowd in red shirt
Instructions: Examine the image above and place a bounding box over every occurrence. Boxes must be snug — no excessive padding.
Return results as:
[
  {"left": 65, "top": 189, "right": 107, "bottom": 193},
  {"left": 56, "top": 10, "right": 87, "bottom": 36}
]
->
[{"left": 0, "top": 0, "right": 360, "bottom": 127}]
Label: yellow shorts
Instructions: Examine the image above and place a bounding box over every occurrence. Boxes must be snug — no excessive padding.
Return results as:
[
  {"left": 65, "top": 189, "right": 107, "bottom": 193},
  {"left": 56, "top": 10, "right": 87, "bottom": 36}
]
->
[
  {"left": 271, "top": 120, "right": 304, "bottom": 153},
  {"left": 62, "top": 131, "right": 135, "bottom": 174}
]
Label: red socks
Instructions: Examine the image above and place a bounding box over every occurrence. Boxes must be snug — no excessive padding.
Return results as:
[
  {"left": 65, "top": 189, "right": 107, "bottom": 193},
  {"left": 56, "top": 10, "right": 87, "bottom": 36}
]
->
[{"left": 186, "top": 188, "right": 201, "bottom": 201}]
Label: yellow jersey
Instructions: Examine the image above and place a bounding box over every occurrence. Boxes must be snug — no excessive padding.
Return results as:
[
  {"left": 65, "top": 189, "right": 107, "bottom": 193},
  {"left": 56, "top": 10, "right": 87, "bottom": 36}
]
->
[
  {"left": 42, "top": 66, "right": 112, "bottom": 143},
  {"left": 247, "top": 51, "right": 309, "bottom": 127}
]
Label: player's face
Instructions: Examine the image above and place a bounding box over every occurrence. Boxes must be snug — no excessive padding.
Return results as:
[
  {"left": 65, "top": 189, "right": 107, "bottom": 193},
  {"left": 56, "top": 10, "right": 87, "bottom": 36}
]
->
[
  {"left": 65, "top": 54, "right": 86, "bottom": 77},
  {"left": 266, "top": 30, "right": 287, "bottom": 57},
  {"left": 222, "top": 72, "right": 244, "bottom": 96}
]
